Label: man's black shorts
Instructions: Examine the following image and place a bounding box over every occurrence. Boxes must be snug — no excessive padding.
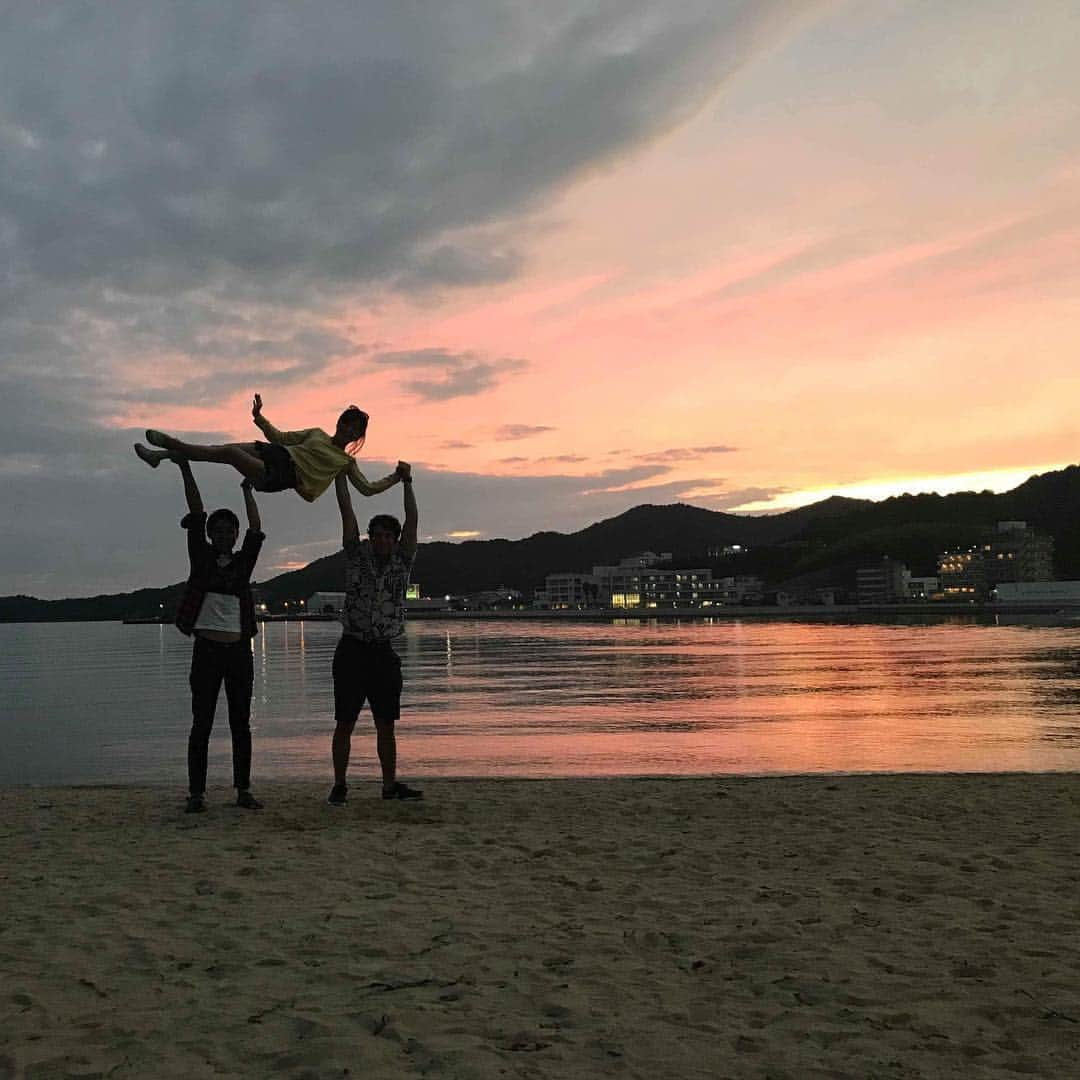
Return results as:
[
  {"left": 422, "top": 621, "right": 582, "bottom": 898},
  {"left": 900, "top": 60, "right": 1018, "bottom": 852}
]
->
[
  {"left": 252, "top": 441, "right": 298, "bottom": 493},
  {"left": 333, "top": 636, "right": 403, "bottom": 723}
]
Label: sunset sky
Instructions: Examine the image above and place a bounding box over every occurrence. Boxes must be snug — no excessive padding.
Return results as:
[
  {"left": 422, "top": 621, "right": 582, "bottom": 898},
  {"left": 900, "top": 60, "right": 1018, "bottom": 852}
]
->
[{"left": 4, "top": 1, "right": 1080, "bottom": 597}]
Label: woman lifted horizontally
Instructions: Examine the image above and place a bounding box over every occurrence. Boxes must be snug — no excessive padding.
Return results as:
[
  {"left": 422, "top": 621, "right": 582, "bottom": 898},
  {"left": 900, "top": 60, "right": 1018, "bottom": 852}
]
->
[{"left": 134, "top": 394, "right": 404, "bottom": 502}]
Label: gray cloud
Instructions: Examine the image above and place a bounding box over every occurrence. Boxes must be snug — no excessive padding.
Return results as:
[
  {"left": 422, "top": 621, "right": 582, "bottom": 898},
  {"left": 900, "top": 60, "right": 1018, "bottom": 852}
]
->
[
  {"left": 1, "top": 1, "right": 818, "bottom": 394},
  {"left": 496, "top": 453, "right": 588, "bottom": 465},
  {"left": 370, "top": 348, "right": 528, "bottom": 401},
  {"left": 707, "top": 486, "right": 790, "bottom": 512},
  {"left": 370, "top": 349, "right": 468, "bottom": 369},
  {"left": 406, "top": 358, "right": 528, "bottom": 402},
  {"left": 634, "top": 445, "right": 739, "bottom": 464},
  {"left": 395, "top": 244, "right": 526, "bottom": 291},
  {"left": 495, "top": 424, "right": 557, "bottom": 441}
]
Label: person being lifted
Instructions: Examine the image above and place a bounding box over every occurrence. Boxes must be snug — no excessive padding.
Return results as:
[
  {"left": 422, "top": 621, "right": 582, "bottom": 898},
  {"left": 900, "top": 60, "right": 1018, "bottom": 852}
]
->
[{"left": 134, "top": 393, "right": 402, "bottom": 503}]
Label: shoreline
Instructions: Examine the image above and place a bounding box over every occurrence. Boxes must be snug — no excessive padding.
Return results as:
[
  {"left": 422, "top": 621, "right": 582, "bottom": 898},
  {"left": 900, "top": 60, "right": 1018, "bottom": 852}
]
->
[
  {"left": 4, "top": 774, "right": 1079, "bottom": 1077},
  {"left": 4, "top": 603, "right": 1080, "bottom": 626},
  {"left": 4, "top": 767, "right": 1080, "bottom": 789}
]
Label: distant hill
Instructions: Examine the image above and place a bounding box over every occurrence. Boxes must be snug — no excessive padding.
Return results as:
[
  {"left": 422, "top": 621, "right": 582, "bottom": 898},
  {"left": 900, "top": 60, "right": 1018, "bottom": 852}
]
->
[
  {"left": 252, "top": 496, "right": 873, "bottom": 605},
  {"left": 3, "top": 466, "right": 1079, "bottom": 621}
]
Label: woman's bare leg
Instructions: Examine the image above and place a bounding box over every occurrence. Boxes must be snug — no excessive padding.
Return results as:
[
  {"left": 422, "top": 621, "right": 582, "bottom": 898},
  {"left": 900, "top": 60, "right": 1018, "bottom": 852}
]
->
[{"left": 145, "top": 431, "right": 266, "bottom": 485}]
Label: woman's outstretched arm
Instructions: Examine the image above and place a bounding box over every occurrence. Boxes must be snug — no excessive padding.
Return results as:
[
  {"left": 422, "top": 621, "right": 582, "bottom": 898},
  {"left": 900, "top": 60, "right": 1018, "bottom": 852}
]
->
[
  {"left": 251, "top": 392, "right": 312, "bottom": 446},
  {"left": 346, "top": 459, "right": 400, "bottom": 497}
]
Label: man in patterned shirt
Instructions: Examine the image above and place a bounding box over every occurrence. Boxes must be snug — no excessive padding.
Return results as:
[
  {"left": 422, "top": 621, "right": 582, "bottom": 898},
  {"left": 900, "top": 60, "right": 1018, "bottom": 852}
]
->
[{"left": 327, "top": 460, "right": 422, "bottom": 804}]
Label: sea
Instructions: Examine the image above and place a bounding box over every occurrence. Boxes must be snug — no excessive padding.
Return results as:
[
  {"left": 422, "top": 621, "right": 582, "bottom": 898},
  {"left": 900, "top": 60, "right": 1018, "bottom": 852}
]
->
[{"left": 3, "top": 616, "right": 1080, "bottom": 786}]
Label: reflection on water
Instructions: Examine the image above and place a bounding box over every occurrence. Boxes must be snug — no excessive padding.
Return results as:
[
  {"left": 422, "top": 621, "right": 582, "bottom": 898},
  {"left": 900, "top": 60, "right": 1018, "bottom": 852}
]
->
[{"left": 3, "top": 617, "right": 1080, "bottom": 784}]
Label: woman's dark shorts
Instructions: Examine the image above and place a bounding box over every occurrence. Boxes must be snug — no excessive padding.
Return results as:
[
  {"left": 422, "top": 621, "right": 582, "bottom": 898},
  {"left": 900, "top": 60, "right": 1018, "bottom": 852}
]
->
[
  {"left": 252, "top": 442, "right": 298, "bottom": 493},
  {"left": 333, "top": 636, "right": 403, "bottom": 724}
]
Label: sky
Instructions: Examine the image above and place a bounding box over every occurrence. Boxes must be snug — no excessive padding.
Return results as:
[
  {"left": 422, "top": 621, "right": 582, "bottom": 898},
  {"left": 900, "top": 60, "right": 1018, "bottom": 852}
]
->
[{"left": 3, "top": 1, "right": 1080, "bottom": 598}]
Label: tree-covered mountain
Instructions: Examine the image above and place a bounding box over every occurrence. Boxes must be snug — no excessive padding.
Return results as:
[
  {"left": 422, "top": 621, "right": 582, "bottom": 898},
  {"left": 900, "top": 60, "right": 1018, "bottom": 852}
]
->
[{"left": 3, "top": 464, "right": 1079, "bottom": 621}]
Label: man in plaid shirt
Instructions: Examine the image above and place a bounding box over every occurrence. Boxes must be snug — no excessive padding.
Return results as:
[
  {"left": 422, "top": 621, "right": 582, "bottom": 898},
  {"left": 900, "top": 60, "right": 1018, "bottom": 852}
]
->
[{"left": 326, "top": 460, "right": 422, "bottom": 805}]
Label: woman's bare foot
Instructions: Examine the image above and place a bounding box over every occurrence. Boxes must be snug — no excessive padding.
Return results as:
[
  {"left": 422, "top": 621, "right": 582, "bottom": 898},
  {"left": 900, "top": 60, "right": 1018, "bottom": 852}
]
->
[{"left": 134, "top": 442, "right": 170, "bottom": 468}]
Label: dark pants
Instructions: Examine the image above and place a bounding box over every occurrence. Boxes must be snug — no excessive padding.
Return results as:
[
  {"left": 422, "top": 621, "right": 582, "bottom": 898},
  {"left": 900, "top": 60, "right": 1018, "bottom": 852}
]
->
[
  {"left": 188, "top": 636, "right": 254, "bottom": 794},
  {"left": 333, "top": 637, "right": 403, "bottom": 723}
]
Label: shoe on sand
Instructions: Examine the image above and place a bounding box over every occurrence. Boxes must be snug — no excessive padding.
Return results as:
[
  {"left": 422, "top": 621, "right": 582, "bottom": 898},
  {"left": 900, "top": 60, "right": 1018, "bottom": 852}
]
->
[
  {"left": 236, "top": 790, "right": 263, "bottom": 810},
  {"left": 134, "top": 442, "right": 168, "bottom": 468},
  {"left": 185, "top": 794, "right": 206, "bottom": 814},
  {"left": 327, "top": 783, "right": 347, "bottom": 806},
  {"left": 382, "top": 781, "right": 423, "bottom": 800}
]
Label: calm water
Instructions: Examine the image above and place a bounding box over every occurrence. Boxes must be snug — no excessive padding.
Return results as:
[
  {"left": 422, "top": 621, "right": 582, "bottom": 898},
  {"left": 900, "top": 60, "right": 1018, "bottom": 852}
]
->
[{"left": 3, "top": 618, "right": 1080, "bottom": 785}]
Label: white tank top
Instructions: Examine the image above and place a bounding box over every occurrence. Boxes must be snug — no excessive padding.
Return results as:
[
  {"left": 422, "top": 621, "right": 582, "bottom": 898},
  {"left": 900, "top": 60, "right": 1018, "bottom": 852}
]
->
[{"left": 194, "top": 591, "right": 242, "bottom": 634}]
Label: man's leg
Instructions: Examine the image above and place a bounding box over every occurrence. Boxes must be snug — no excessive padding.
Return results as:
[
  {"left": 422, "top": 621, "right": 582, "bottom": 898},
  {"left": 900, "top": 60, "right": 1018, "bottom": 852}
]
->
[
  {"left": 374, "top": 718, "right": 397, "bottom": 791},
  {"left": 372, "top": 649, "right": 421, "bottom": 799},
  {"left": 223, "top": 642, "right": 260, "bottom": 808},
  {"left": 329, "top": 636, "right": 362, "bottom": 804},
  {"left": 332, "top": 717, "right": 359, "bottom": 785},
  {"left": 187, "top": 638, "right": 223, "bottom": 810}
]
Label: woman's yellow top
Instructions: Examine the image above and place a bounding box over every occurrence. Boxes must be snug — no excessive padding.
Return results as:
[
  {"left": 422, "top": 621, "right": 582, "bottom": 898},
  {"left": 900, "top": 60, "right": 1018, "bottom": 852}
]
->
[{"left": 255, "top": 414, "right": 382, "bottom": 502}]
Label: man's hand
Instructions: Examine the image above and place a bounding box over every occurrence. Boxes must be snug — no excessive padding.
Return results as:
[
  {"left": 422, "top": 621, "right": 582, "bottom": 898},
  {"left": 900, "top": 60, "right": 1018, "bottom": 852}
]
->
[
  {"left": 241, "top": 478, "right": 252, "bottom": 491},
  {"left": 252, "top": 393, "right": 263, "bottom": 418},
  {"left": 396, "top": 460, "right": 412, "bottom": 482}
]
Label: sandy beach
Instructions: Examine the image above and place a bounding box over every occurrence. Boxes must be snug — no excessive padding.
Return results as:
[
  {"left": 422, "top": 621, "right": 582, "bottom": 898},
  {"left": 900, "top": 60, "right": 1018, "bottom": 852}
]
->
[{"left": 2, "top": 775, "right": 1079, "bottom": 1079}]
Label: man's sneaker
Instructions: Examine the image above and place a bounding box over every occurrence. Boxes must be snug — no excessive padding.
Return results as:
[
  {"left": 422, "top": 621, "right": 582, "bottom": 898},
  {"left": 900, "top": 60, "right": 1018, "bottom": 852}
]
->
[
  {"left": 185, "top": 794, "right": 206, "bottom": 814},
  {"left": 327, "top": 783, "right": 348, "bottom": 806},
  {"left": 382, "top": 781, "right": 423, "bottom": 800},
  {"left": 236, "top": 790, "right": 263, "bottom": 810}
]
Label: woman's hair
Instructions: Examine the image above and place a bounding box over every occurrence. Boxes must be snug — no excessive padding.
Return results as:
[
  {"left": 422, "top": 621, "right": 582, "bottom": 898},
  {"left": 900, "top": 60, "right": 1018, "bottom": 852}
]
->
[
  {"left": 206, "top": 508, "right": 240, "bottom": 534},
  {"left": 367, "top": 513, "right": 402, "bottom": 540},
  {"left": 338, "top": 405, "right": 368, "bottom": 456}
]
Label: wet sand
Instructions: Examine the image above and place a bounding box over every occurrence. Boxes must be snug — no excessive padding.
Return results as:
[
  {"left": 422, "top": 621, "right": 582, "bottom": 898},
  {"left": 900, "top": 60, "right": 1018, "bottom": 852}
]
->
[{"left": 2, "top": 775, "right": 1079, "bottom": 1078}]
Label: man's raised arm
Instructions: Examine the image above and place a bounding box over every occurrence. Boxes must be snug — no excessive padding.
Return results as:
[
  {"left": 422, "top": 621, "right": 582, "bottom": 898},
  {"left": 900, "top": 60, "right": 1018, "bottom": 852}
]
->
[
  {"left": 335, "top": 472, "right": 360, "bottom": 546},
  {"left": 399, "top": 461, "right": 417, "bottom": 558},
  {"left": 241, "top": 478, "right": 261, "bottom": 533},
  {"left": 175, "top": 457, "right": 204, "bottom": 516}
]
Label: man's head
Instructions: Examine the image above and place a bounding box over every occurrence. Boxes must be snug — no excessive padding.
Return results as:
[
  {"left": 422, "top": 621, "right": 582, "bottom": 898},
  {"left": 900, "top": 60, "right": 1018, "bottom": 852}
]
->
[
  {"left": 336, "top": 405, "right": 368, "bottom": 454},
  {"left": 206, "top": 508, "right": 240, "bottom": 554},
  {"left": 368, "top": 513, "right": 401, "bottom": 557}
]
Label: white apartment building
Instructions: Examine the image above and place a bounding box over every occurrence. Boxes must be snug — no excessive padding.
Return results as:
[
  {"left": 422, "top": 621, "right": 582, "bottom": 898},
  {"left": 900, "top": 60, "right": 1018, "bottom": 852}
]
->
[{"left": 543, "top": 573, "right": 599, "bottom": 608}]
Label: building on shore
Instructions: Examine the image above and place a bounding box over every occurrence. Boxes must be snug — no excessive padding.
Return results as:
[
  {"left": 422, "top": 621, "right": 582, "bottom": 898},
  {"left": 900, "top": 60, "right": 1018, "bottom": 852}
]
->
[
  {"left": 539, "top": 573, "right": 599, "bottom": 609},
  {"left": 855, "top": 558, "right": 909, "bottom": 604},
  {"left": 540, "top": 554, "right": 760, "bottom": 610},
  {"left": 906, "top": 575, "right": 940, "bottom": 601},
  {"left": 939, "top": 521, "right": 1054, "bottom": 600}
]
